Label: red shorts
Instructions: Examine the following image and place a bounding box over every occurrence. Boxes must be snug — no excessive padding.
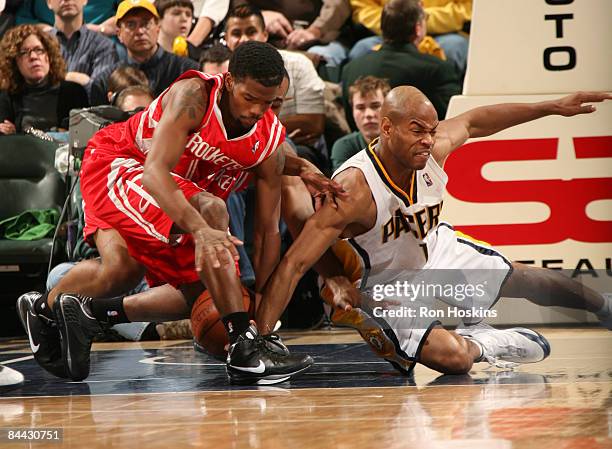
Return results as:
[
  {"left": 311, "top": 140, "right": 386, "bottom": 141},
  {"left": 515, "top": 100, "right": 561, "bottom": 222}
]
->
[{"left": 81, "top": 146, "right": 205, "bottom": 287}]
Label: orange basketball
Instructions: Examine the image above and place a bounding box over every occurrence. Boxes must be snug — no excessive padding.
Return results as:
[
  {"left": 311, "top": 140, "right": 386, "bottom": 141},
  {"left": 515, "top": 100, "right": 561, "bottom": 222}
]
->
[{"left": 191, "top": 286, "right": 257, "bottom": 359}]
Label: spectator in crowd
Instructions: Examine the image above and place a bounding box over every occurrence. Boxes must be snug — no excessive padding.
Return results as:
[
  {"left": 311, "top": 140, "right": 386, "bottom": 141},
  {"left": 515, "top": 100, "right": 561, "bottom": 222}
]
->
[
  {"left": 225, "top": 5, "right": 326, "bottom": 160},
  {"left": 330, "top": 75, "right": 389, "bottom": 171},
  {"left": 349, "top": 0, "right": 471, "bottom": 76},
  {"left": 0, "top": 24, "right": 88, "bottom": 135},
  {"left": 233, "top": 0, "right": 351, "bottom": 66},
  {"left": 157, "top": 0, "right": 201, "bottom": 62},
  {"left": 16, "top": 0, "right": 120, "bottom": 37},
  {"left": 341, "top": 0, "right": 460, "bottom": 123},
  {"left": 199, "top": 42, "right": 231, "bottom": 74},
  {"left": 114, "top": 84, "right": 154, "bottom": 111},
  {"left": 1, "top": 1, "right": 20, "bottom": 39},
  {"left": 47, "top": 0, "right": 118, "bottom": 95},
  {"left": 106, "top": 65, "right": 150, "bottom": 104},
  {"left": 89, "top": 0, "right": 198, "bottom": 105},
  {"left": 187, "top": 0, "right": 229, "bottom": 47}
]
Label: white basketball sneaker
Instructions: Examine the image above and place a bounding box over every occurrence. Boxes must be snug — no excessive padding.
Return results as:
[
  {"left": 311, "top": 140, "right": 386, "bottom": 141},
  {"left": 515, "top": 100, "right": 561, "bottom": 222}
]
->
[
  {"left": 596, "top": 293, "right": 612, "bottom": 330},
  {"left": 0, "top": 365, "right": 24, "bottom": 387},
  {"left": 456, "top": 324, "right": 551, "bottom": 368}
]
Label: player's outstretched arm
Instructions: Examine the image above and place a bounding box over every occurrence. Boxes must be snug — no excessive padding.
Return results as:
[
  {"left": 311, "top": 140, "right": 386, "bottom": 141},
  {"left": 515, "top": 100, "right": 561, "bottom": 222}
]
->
[
  {"left": 252, "top": 146, "right": 284, "bottom": 292},
  {"left": 281, "top": 174, "right": 359, "bottom": 310},
  {"left": 256, "top": 202, "right": 349, "bottom": 333},
  {"left": 143, "top": 78, "right": 241, "bottom": 270},
  {"left": 435, "top": 91, "right": 612, "bottom": 161},
  {"left": 256, "top": 170, "right": 367, "bottom": 334},
  {"left": 281, "top": 143, "right": 348, "bottom": 208}
]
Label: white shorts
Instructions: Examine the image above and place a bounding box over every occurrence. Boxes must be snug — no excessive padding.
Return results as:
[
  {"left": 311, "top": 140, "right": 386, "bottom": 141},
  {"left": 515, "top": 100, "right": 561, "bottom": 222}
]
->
[{"left": 360, "top": 223, "right": 513, "bottom": 366}]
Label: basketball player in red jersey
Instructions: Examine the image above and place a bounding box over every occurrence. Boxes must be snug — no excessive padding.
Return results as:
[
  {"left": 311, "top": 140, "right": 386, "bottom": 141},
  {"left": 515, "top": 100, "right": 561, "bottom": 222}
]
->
[{"left": 18, "top": 41, "right": 342, "bottom": 385}]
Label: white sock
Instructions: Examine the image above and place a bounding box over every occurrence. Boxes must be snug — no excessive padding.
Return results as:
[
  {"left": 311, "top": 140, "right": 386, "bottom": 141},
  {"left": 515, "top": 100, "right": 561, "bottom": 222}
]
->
[{"left": 466, "top": 337, "right": 484, "bottom": 362}]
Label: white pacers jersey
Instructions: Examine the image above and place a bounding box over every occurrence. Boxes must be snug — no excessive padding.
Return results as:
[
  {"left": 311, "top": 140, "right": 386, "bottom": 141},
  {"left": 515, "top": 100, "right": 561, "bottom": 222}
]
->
[
  {"left": 333, "top": 139, "right": 447, "bottom": 290},
  {"left": 331, "top": 139, "right": 513, "bottom": 362}
]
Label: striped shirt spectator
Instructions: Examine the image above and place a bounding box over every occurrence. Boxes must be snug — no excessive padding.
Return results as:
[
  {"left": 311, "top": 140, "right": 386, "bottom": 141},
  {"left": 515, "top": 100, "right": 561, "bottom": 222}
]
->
[{"left": 50, "top": 26, "right": 118, "bottom": 95}]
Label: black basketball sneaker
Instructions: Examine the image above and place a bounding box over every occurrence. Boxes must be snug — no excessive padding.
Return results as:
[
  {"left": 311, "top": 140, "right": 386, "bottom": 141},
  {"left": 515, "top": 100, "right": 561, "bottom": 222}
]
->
[
  {"left": 53, "top": 293, "right": 104, "bottom": 381},
  {"left": 226, "top": 325, "right": 313, "bottom": 385},
  {"left": 16, "top": 291, "right": 68, "bottom": 378},
  {"left": 261, "top": 333, "right": 290, "bottom": 356}
]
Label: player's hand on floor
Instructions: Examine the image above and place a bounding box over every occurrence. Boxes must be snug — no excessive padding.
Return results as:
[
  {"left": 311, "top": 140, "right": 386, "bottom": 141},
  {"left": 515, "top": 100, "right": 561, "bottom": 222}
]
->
[
  {"left": 193, "top": 227, "right": 242, "bottom": 270},
  {"left": 555, "top": 91, "right": 612, "bottom": 116}
]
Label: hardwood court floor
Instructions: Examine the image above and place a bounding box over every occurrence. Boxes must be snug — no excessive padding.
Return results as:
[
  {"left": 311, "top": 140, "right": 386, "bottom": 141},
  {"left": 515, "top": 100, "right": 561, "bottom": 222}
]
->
[{"left": 1, "top": 327, "right": 611, "bottom": 449}]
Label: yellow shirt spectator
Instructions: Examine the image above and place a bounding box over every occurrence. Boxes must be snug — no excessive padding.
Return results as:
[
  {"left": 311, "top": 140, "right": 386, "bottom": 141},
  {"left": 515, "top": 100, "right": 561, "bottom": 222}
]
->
[{"left": 351, "top": 0, "right": 471, "bottom": 36}]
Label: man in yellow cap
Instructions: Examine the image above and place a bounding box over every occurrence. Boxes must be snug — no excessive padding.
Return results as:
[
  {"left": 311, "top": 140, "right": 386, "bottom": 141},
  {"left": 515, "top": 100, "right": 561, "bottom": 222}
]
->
[{"left": 89, "top": 0, "right": 198, "bottom": 105}]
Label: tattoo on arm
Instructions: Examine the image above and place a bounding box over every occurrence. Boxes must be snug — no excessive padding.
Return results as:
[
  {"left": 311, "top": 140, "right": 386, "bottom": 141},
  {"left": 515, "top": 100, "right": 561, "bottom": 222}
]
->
[
  {"left": 274, "top": 145, "right": 286, "bottom": 176},
  {"left": 173, "top": 83, "right": 206, "bottom": 123}
]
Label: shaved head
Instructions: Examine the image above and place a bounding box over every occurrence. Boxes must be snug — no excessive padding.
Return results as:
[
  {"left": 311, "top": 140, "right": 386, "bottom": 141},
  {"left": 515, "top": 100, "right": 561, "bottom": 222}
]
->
[
  {"left": 381, "top": 86, "right": 434, "bottom": 124},
  {"left": 378, "top": 85, "right": 439, "bottom": 172}
]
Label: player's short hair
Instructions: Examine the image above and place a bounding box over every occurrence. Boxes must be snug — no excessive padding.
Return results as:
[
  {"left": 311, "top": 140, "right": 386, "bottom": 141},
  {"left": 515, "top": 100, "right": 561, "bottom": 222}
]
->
[
  {"left": 348, "top": 76, "right": 391, "bottom": 106},
  {"left": 228, "top": 41, "right": 287, "bottom": 87},
  {"left": 381, "top": 0, "right": 424, "bottom": 45},
  {"left": 225, "top": 4, "right": 265, "bottom": 31},
  {"left": 199, "top": 43, "right": 232, "bottom": 66}
]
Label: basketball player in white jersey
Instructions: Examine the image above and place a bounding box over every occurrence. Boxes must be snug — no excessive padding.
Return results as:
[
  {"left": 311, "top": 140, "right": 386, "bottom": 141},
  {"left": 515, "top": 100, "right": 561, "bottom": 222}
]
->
[{"left": 256, "top": 87, "right": 612, "bottom": 375}]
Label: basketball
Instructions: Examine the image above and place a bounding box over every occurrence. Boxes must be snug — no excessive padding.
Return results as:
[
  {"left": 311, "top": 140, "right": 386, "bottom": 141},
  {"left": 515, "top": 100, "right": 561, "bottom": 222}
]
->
[{"left": 190, "top": 287, "right": 257, "bottom": 359}]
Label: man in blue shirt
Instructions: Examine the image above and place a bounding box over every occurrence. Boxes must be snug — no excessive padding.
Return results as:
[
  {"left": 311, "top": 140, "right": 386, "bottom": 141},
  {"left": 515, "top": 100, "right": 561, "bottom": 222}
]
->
[
  {"left": 89, "top": 0, "right": 198, "bottom": 106},
  {"left": 48, "top": 0, "right": 118, "bottom": 96}
]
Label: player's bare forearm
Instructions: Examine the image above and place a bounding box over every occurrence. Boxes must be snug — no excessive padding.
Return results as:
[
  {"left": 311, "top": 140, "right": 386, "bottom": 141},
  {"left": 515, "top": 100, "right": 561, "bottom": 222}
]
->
[
  {"left": 143, "top": 79, "right": 208, "bottom": 233},
  {"left": 280, "top": 175, "right": 347, "bottom": 280},
  {"left": 281, "top": 146, "right": 347, "bottom": 205},
  {"left": 282, "top": 143, "right": 311, "bottom": 176},
  {"left": 459, "top": 102, "right": 556, "bottom": 140},
  {"left": 438, "top": 91, "right": 612, "bottom": 160},
  {"left": 256, "top": 204, "right": 347, "bottom": 333},
  {"left": 252, "top": 231, "right": 281, "bottom": 293},
  {"left": 459, "top": 91, "right": 612, "bottom": 140},
  {"left": 252, "top": 148, "right": 284, "bottom": 292}
]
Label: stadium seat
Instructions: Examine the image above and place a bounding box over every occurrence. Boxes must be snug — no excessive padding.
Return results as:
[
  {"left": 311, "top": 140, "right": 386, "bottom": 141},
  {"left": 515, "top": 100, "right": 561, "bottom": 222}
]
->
[{"left": 0, "top": 135, "right": 66, "bottom": 266}]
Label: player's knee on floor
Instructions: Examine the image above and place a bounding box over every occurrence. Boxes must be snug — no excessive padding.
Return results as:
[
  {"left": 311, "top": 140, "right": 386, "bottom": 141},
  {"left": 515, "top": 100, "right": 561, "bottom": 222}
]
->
[
  {"left": 438, "top": 348, "right": 473, "bottom": 374},
  {"left": 420, "top": 331, "right": 473, "bottom": 374}
]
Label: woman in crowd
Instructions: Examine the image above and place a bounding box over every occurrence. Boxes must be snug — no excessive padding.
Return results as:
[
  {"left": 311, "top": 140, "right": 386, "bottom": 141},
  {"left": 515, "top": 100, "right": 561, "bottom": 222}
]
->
[{"left": 0, "top": 25, "right": 89, "bottom": 135}]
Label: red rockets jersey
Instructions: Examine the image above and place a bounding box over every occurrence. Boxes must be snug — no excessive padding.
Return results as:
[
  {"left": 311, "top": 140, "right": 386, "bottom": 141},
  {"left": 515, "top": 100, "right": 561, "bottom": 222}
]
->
[{"left": 87, "top": 70, "right": 285, "bottom": 200}]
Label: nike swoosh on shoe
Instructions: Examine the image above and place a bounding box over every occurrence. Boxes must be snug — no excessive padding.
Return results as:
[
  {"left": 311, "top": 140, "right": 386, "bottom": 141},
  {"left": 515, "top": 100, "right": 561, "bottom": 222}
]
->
[
  {"left": 229, "top": 360, "right": 266, "bottom": 373},
  {"left": 26, "top": 314, "right": 40, "bottom": 353}
]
